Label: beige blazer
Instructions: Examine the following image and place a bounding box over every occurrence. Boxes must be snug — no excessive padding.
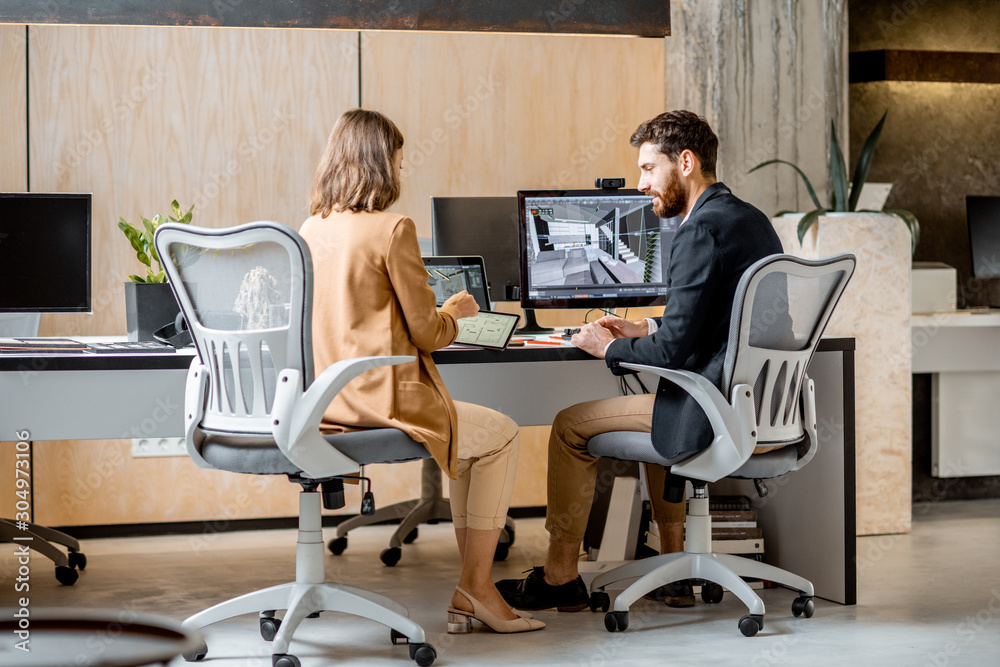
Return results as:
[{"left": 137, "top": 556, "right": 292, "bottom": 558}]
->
[{"left": 299, "top": 209, "right": 461, "bottom": 478}]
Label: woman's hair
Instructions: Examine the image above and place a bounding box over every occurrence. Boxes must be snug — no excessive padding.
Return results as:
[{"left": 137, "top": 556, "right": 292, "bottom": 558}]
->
[{"left": 309, "top": 108, "right": 405, "bottom": 215}]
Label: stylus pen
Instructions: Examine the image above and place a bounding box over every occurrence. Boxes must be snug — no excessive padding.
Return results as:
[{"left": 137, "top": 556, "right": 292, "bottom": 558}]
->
[{"left": 524, "top": 340, "right": 564, "bottom": 345}]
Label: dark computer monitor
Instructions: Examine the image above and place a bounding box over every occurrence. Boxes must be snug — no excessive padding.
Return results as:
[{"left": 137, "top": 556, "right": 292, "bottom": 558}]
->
[
  {"left": 967, "top": 196, "right": 1000, "bottom": 279},
  {"left": 0, "top": 193, "right": 91, "bottom": 313},
  {"left": 431, "top": 196, "right": 520, "bottom": 304},
  {"left": 517, "top": 189, "right": 678, "bottom": 310}
]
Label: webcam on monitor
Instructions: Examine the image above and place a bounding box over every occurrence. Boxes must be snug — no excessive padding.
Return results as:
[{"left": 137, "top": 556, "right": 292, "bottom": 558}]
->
[{"left": 595, "top": 178, "right": 626, "bottom": 190}]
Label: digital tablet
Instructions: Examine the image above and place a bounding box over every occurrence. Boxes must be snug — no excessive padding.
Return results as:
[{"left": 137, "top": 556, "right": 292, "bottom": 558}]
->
[{"left": 454, "top": 310, "right": 520, "bottom": 350}]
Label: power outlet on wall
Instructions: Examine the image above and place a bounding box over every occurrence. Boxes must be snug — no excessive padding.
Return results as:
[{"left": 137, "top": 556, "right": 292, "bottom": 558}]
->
[{"left": 132, "top": 437, "right": 187, "bottom": 458}]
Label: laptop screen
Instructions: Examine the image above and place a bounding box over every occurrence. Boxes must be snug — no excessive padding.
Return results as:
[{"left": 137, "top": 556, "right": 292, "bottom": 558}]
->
[{"left": 423, "top": 256, "right": 491, "bottom": 310}]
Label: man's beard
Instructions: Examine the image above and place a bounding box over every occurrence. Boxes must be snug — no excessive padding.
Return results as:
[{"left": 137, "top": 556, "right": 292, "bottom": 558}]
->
[{"left": 650, "top": 170, "right": 686, "bottom": 218}]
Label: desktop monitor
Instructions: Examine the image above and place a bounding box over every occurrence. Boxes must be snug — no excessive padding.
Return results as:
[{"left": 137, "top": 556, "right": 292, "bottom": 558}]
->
[
  {"left": 967, "top": 195, "right": 1000, "bottom": 279},
  {"left": 0, "top": 193, "right": 91, "bottom": 313},
  {"left": 431, "top": 196, "right": 520, "bottom": 304},
  {"left": 517, "top": 189, "right": 678, "bottom": 310}
]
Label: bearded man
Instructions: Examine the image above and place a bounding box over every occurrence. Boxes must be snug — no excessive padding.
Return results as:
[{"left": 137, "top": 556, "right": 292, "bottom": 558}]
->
[{"left": 497, "top": 110, "right": 783, "bottom": 612}]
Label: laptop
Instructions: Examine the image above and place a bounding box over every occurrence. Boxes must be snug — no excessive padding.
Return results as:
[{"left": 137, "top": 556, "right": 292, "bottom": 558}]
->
[{"left": 422, "top": 256, "right": 519, "bottom": 350}]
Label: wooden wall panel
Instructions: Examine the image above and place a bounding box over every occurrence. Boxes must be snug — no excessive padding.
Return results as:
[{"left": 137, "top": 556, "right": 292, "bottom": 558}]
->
[
  {"left": 0, "top": 24, "right": 27, "bottom": 520},
  {"left": 362, "top": 31, "right": 666, "bottom": 239},
  {"left": 28, "top": 25, "right": 359, "bottom": 526}
]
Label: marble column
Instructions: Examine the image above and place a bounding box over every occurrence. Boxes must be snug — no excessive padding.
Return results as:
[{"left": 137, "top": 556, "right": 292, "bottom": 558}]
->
[{"left": 661, "top": 2, "right": 913, "bottom": 535}]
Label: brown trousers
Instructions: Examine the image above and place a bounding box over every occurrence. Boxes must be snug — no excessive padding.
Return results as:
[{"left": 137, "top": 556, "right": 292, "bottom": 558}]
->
[{"left": 544, "top": 394, "right": 686, "bottom": 543}]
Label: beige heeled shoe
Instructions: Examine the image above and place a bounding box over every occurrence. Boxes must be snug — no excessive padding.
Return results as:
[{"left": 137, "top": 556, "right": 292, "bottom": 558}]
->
[{"left": 447, "top": 586, "right": 546, "bottom": 634}]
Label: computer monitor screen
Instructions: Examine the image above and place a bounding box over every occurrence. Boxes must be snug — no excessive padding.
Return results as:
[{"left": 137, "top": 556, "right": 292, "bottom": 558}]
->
[
  {"left": 0, "top": 193, "right": 91, "bottom": 313},
  {"left": 431, "top": 196, "right": 520, "bottom": 303},
  {"left": 967, "top": 196, "right": 1000, "bottom": 279},
  {"left": 517, "top": 189, "right": 678, "bottom": 309}
]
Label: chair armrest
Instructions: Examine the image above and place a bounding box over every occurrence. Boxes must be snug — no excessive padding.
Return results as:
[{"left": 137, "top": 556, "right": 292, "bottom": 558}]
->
[
  {"left": 182, "top": 361, "right": 213, "bottom": 470},
  {"left": 619, "top": 362, "right": 758, "bottom": 483},
  {"left": 270, "top": 355, "right": 416, "bottom": 478},
  {"left": 791, "top": 374, "right": 818, "bottom": 471}
]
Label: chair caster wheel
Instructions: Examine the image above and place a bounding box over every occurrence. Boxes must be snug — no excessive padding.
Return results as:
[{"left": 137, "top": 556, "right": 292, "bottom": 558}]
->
[
  {"left": 402, "top": 528, "right": 419, "bottom": 544},
  {"left": 739, "top": 614, "right": 764, "bottom": 637},
  {"left": 409, "top": 642, "right": 437, "bottom": 666},
  {"left": 328, "top": 536, "right": 348, "bottom": 555},
  {"left": 260, "top": 616, "right": 281, "bottom": 641},
  {"left": 272, "top": 654, "right": 301, "bottom": 667},
  {"left": 55, "top": 565, "right": 78, "bottom": 586},
  {"left": 701, "top": 582, "right": 724, "bottom": 604},
  {"left": 604, "top": 611, "right": 628, "bottom": 632},
  {"left": 792, "top": 596, "right": 815, "bottom": 618},
  {"left": 68, "top": 551, "right": 87, "bottom": 570},
  {"left": 589, "top": 592, "right": 610, "bottom": 613},
  {"left": 182, "top": 640, "right": 208, "bottom": 661},
  {"left": 380, "top": 547, "right": 402, "bottom": 567},
  {"left": 493, "top": 541, "right": 509, "bottom": 561}
]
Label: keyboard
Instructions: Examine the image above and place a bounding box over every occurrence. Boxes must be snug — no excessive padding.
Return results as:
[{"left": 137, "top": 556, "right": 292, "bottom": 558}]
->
[{"left": 87, "top": 341, "right": 177, "bottom": 354}]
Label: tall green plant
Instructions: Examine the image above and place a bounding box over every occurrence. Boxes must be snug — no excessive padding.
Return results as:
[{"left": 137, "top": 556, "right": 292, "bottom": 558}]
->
[
  {"left": 118, "top": 200, "right": 193, "bottom": 282},
  {"left": 749, "top": 111, "right": 920, "bottom": 253}
]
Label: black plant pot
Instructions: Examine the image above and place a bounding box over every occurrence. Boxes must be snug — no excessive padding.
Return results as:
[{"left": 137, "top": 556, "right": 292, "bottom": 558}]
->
[{"left": 124, "top": 281, "right": 181, "bottom": 342}]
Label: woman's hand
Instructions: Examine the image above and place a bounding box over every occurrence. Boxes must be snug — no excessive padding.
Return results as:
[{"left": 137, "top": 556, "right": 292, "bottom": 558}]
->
[{"left": 442, "top": 291, "right": 480, "bottom": 320}]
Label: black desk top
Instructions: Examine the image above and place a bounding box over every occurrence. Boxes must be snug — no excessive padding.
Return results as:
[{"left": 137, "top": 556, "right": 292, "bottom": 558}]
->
[{"left": 0, "top": 337, "right": 854, "bottom": 372}]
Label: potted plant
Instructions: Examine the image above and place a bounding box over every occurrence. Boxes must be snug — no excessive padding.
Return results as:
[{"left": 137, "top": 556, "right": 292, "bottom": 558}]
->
[
  {"left": 118, "top": 200, "right": 193, "bottom": 341},
  {"left": 750, "top": 112, "right": 914, "bottom": 537},
  {"left": 750, "top": 111, "right": 920, "bottom": 253}
]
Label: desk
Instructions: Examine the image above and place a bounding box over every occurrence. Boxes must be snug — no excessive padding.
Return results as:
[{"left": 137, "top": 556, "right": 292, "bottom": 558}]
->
[
  {"left": 912, "top": 312, "right": 1000, "bottom": 477},
  {"left": 433, "top": 338, "right": 857, "bottom": 605},
  {"left": 1, "top": 338, "right": 855, "bottom": 604}
]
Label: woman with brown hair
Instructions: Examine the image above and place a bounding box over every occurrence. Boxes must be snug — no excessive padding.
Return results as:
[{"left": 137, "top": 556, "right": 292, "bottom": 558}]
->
[{"left": 300, "top": 108, "right": 544, "bottom": 635}]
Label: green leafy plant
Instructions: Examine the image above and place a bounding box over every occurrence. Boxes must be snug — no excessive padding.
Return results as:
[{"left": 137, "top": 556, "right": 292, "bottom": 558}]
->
[
  {"left": 118, "top": 200, "right": 193, "bottom": 282},
  {"left": 748, "top": 111, "right": 920, "bottom": 253}
]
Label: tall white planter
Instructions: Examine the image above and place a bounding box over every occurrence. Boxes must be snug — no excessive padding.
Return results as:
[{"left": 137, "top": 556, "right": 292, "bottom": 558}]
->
[{"left": 773, "top": 213, "right": 912, "bottom": 536}]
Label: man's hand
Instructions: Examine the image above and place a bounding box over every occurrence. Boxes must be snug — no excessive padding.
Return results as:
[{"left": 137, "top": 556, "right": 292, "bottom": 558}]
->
[
  {"left": 594, "top": 315, "right": 649, "bottom": 339},
  {"left": 571, "top": 321, "right": 616, "bottom": 359},
  {"left": 442, "top": 291, "right": 479, "bottom": 320}
]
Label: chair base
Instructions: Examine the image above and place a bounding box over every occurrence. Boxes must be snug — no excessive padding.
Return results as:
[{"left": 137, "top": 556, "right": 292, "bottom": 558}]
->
[
  {"left": 1, "top": 518, "right": 85, "bottom": 584},
  {"left": 182, "top": 580, "right": 426, "bottom": 656},
  {"left": 183, "top": 490, "right": 432, "bottom": 664},
  {"left": 591, "top": 550, "right": 813, "bottom": 619}
]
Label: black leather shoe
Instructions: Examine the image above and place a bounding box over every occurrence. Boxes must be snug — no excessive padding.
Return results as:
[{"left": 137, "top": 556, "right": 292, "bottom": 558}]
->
[
  {"left": 663, "top": 580, "right": 696, "bottom": 608},
  {"left": 496, "top": 566, "right": 589, "bottom": 612}
]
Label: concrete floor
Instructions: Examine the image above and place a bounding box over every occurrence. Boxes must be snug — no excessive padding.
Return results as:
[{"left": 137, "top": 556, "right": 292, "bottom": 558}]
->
[{"left": 4, "top": 499, "right": 1000, "bottom": 666}]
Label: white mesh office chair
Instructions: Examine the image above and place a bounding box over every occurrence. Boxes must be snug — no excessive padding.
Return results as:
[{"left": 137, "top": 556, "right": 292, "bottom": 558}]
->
[
  {"left": 0, "top": 312, "right": 86, "bottom": 585},
  {"left": 586, "top": 253, "right": 855, "bottom": 637},
  {"left": 154, "top": 221, "right": 437, "bottom": 667}
]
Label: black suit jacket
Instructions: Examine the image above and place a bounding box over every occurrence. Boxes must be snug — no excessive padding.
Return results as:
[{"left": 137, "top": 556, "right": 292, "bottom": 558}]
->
[{"left": 605, "top": 182, "right": 782, "bottom": 459}]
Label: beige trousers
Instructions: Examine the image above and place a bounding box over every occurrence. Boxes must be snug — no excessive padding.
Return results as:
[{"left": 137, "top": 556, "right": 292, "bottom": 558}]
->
[
  {"left": 449, "top": 401, "right": 520, "bottom": 531},
  {"left": 545, "top": 394, "right": 686, "bottom": 543}
]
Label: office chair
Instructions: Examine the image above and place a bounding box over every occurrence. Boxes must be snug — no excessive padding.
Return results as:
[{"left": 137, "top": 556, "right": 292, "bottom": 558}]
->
[
  {"left": 0, "top": 312, "right": 86, "bottom": 586},
  {"left": 327, "top": 458, "right": 517, "bottom": 566},
  {"left": 586, "top": 253, "right": 855, "bottom": 637},
  {"left": 154, "top": 221, "right": 437, "bottom": 667}
]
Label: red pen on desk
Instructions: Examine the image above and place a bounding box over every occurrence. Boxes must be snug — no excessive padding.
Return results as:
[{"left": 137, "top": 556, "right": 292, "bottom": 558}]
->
[{"left": 525, "top": 339, "right": 564, "bottom": 345}]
